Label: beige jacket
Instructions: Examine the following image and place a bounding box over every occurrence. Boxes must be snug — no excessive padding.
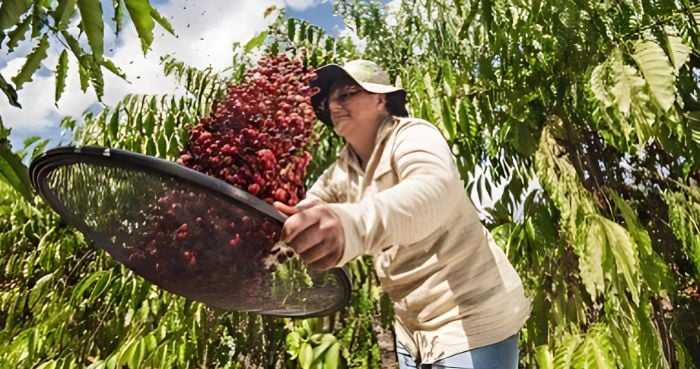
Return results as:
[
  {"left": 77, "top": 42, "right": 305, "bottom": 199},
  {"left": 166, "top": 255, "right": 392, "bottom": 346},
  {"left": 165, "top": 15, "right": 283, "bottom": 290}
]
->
[{"left": 306, "top": 116, "right": 531, "bottom": 363}]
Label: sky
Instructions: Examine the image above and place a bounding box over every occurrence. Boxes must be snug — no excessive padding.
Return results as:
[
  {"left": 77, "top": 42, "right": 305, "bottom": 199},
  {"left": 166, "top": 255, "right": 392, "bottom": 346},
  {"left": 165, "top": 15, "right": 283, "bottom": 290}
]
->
[{"left": 0, "top": 0, "right": 356, "bottom": 150}]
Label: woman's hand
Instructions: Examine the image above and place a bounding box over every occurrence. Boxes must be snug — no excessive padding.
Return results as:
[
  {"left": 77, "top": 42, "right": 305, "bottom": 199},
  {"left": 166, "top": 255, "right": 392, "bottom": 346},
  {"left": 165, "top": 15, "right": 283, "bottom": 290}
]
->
[{"left": 273, "top": 201, "right": 345, "bottom": 272}]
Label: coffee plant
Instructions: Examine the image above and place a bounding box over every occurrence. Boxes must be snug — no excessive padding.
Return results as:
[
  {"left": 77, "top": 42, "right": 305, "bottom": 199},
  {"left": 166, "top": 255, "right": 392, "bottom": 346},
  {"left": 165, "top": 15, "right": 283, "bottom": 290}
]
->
[{"left": 1, "top": 1, "right": 699, "bottom": 368}]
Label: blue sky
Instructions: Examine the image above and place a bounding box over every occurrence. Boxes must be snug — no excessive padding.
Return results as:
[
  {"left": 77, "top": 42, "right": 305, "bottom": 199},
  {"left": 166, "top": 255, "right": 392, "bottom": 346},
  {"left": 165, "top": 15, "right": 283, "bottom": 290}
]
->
[
  {"left": 0, "top": 0, "right": 386, "bottom": 150},
  {"left": 286, "top": 1, "right": 346, "bottom": 36}
]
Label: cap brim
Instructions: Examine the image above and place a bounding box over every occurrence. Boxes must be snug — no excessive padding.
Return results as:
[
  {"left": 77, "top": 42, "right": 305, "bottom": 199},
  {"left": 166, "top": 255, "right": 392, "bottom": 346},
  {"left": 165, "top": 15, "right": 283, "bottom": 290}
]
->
[{"left": 310, "top": 64, "right": 406, "bottom": 126}]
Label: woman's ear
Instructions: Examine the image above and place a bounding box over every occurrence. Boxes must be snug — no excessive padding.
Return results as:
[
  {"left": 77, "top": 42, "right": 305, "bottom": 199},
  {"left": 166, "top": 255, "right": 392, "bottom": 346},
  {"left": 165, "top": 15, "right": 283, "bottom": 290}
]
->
[{"left": 375, "top": 93, "right": 387, "bottom": 111}]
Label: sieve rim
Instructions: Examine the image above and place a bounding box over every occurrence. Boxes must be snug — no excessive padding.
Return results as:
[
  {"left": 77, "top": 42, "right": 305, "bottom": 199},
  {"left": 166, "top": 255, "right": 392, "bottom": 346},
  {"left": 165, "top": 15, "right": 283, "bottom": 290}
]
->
[{"left": 29, "top": 145, "right": 351, "bottom": 317}]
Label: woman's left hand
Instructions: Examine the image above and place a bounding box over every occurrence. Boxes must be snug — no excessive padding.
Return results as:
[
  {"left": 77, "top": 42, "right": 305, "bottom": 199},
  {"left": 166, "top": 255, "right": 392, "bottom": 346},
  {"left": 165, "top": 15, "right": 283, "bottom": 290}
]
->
[{"left": 273, "top": 202, "right": 345, "bottom": 272}]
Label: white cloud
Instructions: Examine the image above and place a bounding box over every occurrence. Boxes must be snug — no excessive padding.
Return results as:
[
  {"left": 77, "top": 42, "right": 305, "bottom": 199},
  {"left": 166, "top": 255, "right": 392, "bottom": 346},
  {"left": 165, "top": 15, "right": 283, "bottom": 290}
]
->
[
  {"left": 385, "top": 0, "right": 401, "bottom": 27},
  {"left": 2, "top": 0, "right": 322, "bottom": 149},
  {"left": 0, "top": 57, "right": 60, "bottom": 135},
  {"left": 338, "top": 27, "right": 366, "bottom": 54},
  {"left": 284, "top": 0, "right": 324, "bottom": 11}
]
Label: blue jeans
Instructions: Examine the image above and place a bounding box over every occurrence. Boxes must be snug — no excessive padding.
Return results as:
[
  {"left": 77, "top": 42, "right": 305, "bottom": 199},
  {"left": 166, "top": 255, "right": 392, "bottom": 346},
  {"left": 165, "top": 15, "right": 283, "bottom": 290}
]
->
[{"left": 396, "top": 333, "right": 520, "bottom": 369}]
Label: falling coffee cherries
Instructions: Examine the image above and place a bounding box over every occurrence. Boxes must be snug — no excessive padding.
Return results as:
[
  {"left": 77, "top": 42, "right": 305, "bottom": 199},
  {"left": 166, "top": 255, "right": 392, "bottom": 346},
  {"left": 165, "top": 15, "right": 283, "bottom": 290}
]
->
[
  {"left": 131, "top": 55, "right": 318, "bottom": 280},
  {"left": 178, "top": 54, "right": 317, "bottom": 206}
]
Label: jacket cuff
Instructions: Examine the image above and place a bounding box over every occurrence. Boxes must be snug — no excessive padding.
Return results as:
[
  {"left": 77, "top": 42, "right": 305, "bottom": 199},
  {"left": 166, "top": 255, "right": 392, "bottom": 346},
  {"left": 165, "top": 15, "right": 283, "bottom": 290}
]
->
[{"left": 328, "top": 203, "right": 363, "bottom": 267}]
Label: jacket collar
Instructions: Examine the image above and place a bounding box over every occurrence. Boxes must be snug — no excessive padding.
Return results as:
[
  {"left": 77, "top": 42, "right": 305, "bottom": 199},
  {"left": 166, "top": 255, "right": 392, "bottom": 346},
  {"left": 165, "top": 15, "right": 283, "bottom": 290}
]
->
[{"left": 338, "top": 115, "right": 398, "bottom": 174}]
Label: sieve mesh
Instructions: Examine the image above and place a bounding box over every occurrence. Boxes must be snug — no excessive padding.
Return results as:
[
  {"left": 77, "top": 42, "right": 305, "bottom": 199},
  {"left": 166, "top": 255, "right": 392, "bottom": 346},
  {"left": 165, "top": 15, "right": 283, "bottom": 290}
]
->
[{"left": 30, "top": 147, "right": 349, "bottom": 317}]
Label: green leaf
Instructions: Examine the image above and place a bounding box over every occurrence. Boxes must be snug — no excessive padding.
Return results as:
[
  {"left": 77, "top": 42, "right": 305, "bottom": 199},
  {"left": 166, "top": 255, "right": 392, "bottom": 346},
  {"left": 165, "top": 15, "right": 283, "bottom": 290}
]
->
[
  {"left": 553, "top": 334, "right": 581, "bottom": 368},
  {"left": 53, "top": 0, "right": 78, "bottom": 30},
  {"left": 299, "top": 343, "right": 314, "bottom": 369},
  {"left": 579, "top": 216, "right": 607, "bottom": 299},
  {"left": 157, "top": 135, "right": 167, "bottom": 158},
  {"left": 144, "top": 112, "right": 155, "bottom": 135},
  {"left": 576, "top": 325, "right": 616, "bottom": 369},
  {"left": 30, "top": 139, "right": 49, "bottom": 162},
  {"left": 0, "top": 0, "right": 33, "bottom": 31},
  {"left": 0, "top": 127, "right": 33, "bottom": 201},
  {"left": 12, "top": 34, "right": 50, "bottom": 90},
  {"left": 6, "top": 13, "right": 31, "bottom": 51},
  {"left": 86, "top": 57, "right": 105, "bottom": 99},
  {"left": 164, "top": 114, "right": 174, "bottom": 137},
  {"left": 457, "top": 98, "right": 475, "bottom": 137},
  {"left": 29, "top": 272, "right": 55, "bottom": 307},
  {"left": 287, "top": 18, "right": 295, "bottom": 41},
  {"left": 607, "top": 189, "right": 672, "bottom": 296},
  {"left": 323, "top": 343, "right": 340, "bottom": 369},
  {"left": 636, "top": 301, "right": 671, "bottom": 368},
  {"left": 306, "top": 26, "right": 314, "bottom": 43},
  {"left": 88, "top": 269, "right": 112, "bottom": 303},
  {"left": 286, "top": 331, "right": 302, "bottom": 358},
  {"left": 611, "top": 55, "right": 644, "bottom": 117},
  {"left": 108, "top": 109, "right": 120, "bottom": 139},
  {"left": 55, "top": 50, "right": 69, "bottom": 102},
  {"left": 149, "top": 7, "right": 174, "bottom": 35},
  {"left": 70, "top": 270, "right": 108, "bottom": 303},
  {"left": 145, "top": 137, "right": 156, "bottom": 155},
  {"left": 113, "top": 0, "right": 124, "bottom": 34},
  {"left": 22, "top": 135, "right": 41, "bottom": 148},
  {"left": 606, "top": 187, "right": 674, "bottom": 296},
  {"left": 311, "top": 334, "right": 336, "bottom": 362},
  {"left": 0, "top": 73, "right": 21, "bottom": 108},
  {"left": 124, "top": 0, "right": 155, "bottom": 54},
  {"left": 440, "top": 96, "right": 455, "bottom": 139},
  {"left": 78, "top": 0, "right": 104, "bottom": 61},
  {"left": 244, "top": 30, "right": 268, "bottom": 52},
  {"left": 664, "top": 190, "right": 700, "bottom": 274},
  {"left": 78, "top": 61, "right": 89, "bottom": 92},
  {"left": 597, "top": 215, "right": 640, "bottom": 304},
  {"left": 535, "top": 346, "right": 554, "bottom": 369},
  {"left": 35, "top": 360, "right": 57, "bottom": 369},
  {"left": 101, "top": 58, "right": 127, "bottom": 79},
  {"left": 665, "top": 32, "right": 691, "bottom": 72},
  {"left": 632, "top": 39, "right": 676, "bottom": 112},
  {"left": 127, "top": 340, "right": 144, "bottom": 369},
  {"left": 481, "top": 0, "right": 493, "bottom": 31},
  {"left": 535, "top": 125, "right": 596, "bottom": 239},
  {"left": 61, "top": 30, "right": 83, "bottom": 56},
  {"left": 590, "top": 63, "right": 612, "bottom": 107},
  {"left": 509, "top": 120, "right": 537, "bottom": 157},
  {"left": 106, "top": 352, "right": 119, "bottom": 369},
  {"left": 143, "top": 333, "right": 157, "bottom": 351},
  {"left": 298, "top": 20, "right": 307, "bottom": 44}
]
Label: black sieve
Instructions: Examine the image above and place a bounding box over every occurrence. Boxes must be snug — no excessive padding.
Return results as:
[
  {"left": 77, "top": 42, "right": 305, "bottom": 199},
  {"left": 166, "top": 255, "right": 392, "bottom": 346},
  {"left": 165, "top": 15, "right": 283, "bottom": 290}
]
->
[{"left": 30, "top": 146, "right": 350, "bottom": 317}]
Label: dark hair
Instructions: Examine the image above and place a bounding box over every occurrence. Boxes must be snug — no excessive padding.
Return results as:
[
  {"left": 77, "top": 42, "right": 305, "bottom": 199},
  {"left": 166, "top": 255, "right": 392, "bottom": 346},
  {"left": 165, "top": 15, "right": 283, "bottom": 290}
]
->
[{"left": 386, "top": 92, "right": 409, "bottom": 117}]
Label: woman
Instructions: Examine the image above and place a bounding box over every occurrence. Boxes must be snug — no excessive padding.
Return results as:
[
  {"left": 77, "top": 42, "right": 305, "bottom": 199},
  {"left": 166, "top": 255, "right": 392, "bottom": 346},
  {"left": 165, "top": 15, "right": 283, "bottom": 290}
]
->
[{"left": 273, "top": 60, "right": 531, "bottom": 368}]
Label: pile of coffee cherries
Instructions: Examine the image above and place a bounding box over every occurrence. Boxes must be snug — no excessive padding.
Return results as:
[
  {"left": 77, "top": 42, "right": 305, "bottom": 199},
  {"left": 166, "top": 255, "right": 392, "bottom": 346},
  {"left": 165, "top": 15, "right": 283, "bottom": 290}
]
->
[
  {"left": 179, "top": 54, "right": 317, "bottom": 206},
  {"left": 130, "top": 55, "right": 318, "bottom": 283}
]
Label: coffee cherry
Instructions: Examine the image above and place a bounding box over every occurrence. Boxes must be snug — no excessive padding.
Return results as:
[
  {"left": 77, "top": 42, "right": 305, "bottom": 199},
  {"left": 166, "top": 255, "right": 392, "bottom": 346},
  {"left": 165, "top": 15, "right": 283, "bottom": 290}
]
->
[{"left": 131, "top": 55, "right": 318, "bottom": 278}]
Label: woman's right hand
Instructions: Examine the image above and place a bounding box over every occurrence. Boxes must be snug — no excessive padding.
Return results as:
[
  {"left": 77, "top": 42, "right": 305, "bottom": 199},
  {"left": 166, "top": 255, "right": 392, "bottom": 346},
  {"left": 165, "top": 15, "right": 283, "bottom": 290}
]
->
[
  {"left": 273, "top": 197, "right": 323, "bottom": 217},
  {"left": 272, "top": 199, "right": 345, "bottom": 272}
]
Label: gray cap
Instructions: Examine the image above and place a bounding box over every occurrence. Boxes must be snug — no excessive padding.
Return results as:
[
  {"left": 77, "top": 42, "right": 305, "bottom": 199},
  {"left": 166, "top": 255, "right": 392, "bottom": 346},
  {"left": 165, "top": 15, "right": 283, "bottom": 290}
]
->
[{"left": 311, "top": 60, "right": 407, "bottom": 126}]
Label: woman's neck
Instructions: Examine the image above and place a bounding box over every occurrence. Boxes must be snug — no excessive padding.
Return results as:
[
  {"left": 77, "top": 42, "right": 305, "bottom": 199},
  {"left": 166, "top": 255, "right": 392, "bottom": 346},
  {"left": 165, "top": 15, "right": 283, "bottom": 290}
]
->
[{"left": 347, "top": 114, "right": 390, "bottom": 169}]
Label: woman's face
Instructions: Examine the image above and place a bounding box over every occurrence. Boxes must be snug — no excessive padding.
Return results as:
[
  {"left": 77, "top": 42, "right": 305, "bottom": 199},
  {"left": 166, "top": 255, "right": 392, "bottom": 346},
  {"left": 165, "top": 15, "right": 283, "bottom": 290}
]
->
[{"left": 328, "top": 79, "right": 387, "bottom": 140}]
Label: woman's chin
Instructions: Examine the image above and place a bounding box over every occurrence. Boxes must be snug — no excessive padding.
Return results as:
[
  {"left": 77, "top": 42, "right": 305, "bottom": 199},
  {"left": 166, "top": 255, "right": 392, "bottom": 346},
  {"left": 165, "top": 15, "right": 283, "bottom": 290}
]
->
[{"left": 333, "top": 120, "right": 351, "bottom": 137}]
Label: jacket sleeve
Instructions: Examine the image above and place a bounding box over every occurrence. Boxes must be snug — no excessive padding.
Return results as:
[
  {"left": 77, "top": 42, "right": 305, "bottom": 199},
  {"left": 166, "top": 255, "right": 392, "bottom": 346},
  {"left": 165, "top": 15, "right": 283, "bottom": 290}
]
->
[
  {"left": 329, "top": 121, "right": 465, "bottom": 266},
  {"left": 304, "top": 163, "right": 341, "bottom": 204}
]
